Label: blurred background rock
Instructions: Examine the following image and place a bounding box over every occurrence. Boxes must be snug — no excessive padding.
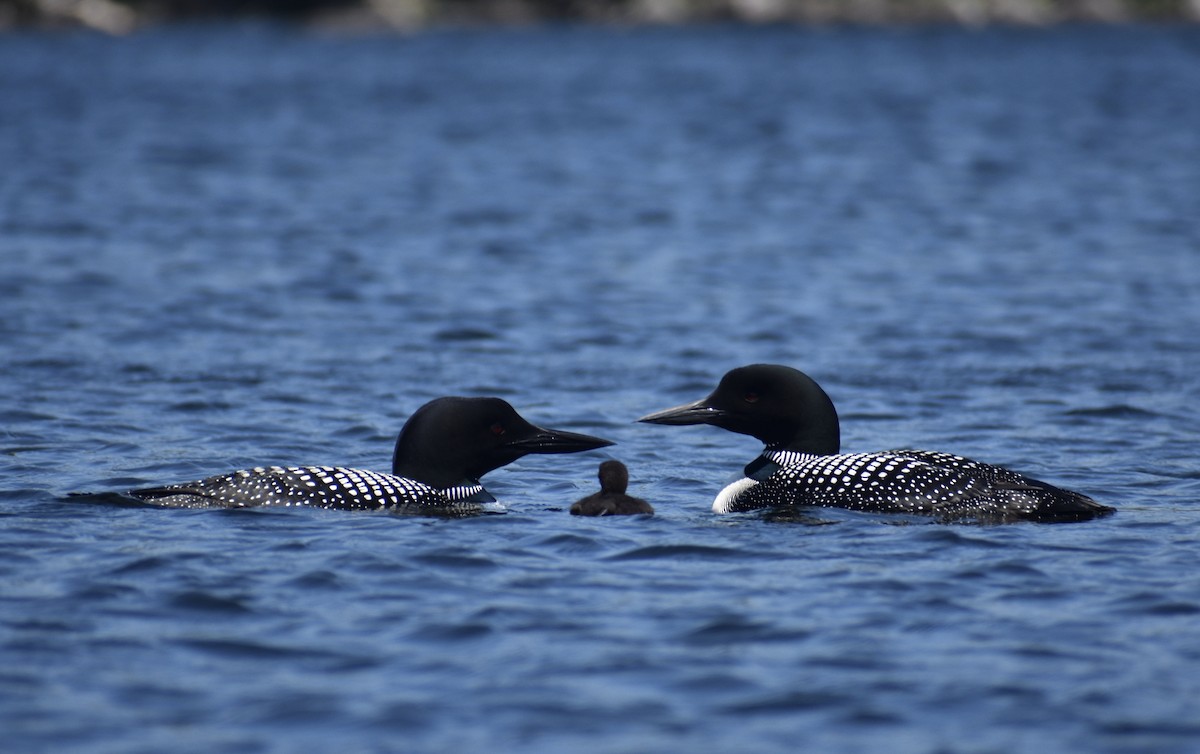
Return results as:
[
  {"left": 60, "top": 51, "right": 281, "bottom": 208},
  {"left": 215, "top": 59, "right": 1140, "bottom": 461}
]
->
[{"left": 2, "top": 0, "right": 1197, "bottom": 33}]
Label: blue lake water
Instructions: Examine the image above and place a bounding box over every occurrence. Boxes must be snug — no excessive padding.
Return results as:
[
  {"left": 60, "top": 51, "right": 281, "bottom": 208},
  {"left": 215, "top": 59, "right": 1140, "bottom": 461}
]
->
[{"left": 3, "top": 21, "right": 1200, "bottom": 753}]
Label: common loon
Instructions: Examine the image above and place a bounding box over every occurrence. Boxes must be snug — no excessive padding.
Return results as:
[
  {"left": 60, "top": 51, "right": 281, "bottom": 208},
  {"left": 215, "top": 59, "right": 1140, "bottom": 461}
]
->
[
  {"left": 639, "top": 364, "right": 1114, "bottom": 524},
  {"left": 570, "top": 460, "right": 654, "bottom": 516},
  {"left": 129, "top": 396, "right": 612, "bottom": 515}
]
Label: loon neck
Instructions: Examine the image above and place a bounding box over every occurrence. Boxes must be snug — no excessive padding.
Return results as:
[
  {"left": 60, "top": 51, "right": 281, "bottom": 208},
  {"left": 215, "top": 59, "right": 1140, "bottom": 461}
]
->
[
  {"left": 768, "top": 429, "right": 840, "bottom": 456},
  {"left": 391, "top": 446, "right": 483, "bottom": 490},
  {"left": 765, "top": 444, "right": 825, "bottom": 457},
  {"left": 391, "top": 437, "right": 480, "bottom": 490},
  {"left": 763, "top": 414, "right": 840, "bottom": 455}
]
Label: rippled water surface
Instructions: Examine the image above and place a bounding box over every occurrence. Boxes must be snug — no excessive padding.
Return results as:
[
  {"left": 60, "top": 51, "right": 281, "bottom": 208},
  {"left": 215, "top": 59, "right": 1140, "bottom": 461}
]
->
[{"left": 3, "top": 22, "right": 1200, "bottom": 753}]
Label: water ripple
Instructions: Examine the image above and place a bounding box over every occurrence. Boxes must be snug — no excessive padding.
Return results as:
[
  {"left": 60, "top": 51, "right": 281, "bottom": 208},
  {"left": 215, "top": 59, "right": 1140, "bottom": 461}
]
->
[
  {"left": 683, "top": 616, "right": 810, "bottom": 645},
  {"left": 166, "top": 590, "right": 254, "bottom": 614},
  {"left": 605, "top": 543, "right": 769, "bottom": 561},
  {"left": 724, "top": 690, "right": 852, "bottom": 714}
]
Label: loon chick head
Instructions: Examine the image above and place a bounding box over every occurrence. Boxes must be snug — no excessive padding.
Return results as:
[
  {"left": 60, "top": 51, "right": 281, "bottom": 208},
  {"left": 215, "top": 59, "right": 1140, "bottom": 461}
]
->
[
  {"left": 392, "top": 396, "right": 615, "bottom": 489},
  {"left": 128, "top": 396, "right": 613, "bottom": 513},
  {"left": 570, "top": 460, "right": 654, "bottom": 516},
  {"left": 639, "top": 364, "right": 1113, "bottom": 523},
  {"left": 598, "top": 459, "right": 630, "bottom": 495},
  {"left": 638, "top": 364, "right": 839, "bottom": 453}
]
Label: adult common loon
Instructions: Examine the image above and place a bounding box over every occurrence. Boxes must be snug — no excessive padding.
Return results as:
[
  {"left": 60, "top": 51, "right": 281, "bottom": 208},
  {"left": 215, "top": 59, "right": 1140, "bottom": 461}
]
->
[
  {"left": 129, "top": 396, "right": 612, "bottom": 515},
  {"left": 570, "top": 460, "right": 654, "bottom": 516},
  {"left": 639, "top": 364, "right": 1113, "bottom": 524}
]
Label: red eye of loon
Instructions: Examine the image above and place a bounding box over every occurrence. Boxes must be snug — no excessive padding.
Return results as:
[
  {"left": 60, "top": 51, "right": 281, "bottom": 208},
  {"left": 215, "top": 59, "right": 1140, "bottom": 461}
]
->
[
  {"left": 744, "top": 391, "right": 759, "bottom": 404},
  {"left": 490, "top": 422, "right": 506, "bottom": 436}
]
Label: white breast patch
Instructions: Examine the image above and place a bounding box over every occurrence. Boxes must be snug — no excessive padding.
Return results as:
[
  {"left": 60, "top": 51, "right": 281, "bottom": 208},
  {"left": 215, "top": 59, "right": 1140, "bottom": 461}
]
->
[{"left": 713, "top": 477, "right": 759, "bottom": 513}]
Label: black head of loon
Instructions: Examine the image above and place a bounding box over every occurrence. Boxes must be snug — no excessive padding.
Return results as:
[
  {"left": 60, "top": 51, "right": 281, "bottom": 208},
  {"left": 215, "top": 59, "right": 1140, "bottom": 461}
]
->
[
  {"left": 570, "top": 460, "right": 654, "bottom": 516},
  {"left": 129, "top": 396, "right": 613, "bottom": 513},
  {"left": 639, "top": 364, "right": 840, "bottom": 453},
  {"left": 639, "top": 364, "right": 1113, "bottom": 524},
  {"left": 391, "top": 396, "right": 614, "bottom": 488}
]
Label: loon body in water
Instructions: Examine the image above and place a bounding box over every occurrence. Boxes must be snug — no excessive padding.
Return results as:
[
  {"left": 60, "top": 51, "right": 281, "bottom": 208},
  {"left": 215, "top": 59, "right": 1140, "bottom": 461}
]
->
[
  {"left": 639, "top": 364, "right": 1113, "bottom": 524},
  {"left": 570, "top": 460, "right": 654, "bottom": 516},
  {"left": 129, "top": 397, "right": 612, "bottom": 515}
]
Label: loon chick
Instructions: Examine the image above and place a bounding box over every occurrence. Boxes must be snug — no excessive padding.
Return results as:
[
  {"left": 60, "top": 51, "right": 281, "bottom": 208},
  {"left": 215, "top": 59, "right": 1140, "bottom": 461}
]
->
[
  {"left": 570, "top": 460, "right": 654, "bottom": 516},
  {"left": 129, "top": 397, "right": 613, "bottom": 515},
  {"left": 639, "top": 364, "right": 1113, "bottom": 524}
]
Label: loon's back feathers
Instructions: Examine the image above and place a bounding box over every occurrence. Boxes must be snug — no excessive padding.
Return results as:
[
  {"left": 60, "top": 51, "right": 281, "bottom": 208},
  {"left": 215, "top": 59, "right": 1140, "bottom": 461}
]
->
[
  {"left": 128, "top": 397, "right": 612, "bottom": 514},
  {"left": 130, "top": 466, "right": 493, "bottom": 512},
  {"left": 731, "top": 448, "right": 1108, "bottom": 523},
  {"left": 641, "top": 364, "right": 1113, "bottom": 524}
]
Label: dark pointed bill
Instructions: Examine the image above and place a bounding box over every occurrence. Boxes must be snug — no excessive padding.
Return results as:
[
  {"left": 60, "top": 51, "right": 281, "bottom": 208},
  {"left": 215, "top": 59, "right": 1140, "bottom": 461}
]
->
[
  {"left": 637, "top": 399, "right": 726, "bottom": 426},
  {"left": 506, "top": 427, "right": 614, "bottom": 454}
]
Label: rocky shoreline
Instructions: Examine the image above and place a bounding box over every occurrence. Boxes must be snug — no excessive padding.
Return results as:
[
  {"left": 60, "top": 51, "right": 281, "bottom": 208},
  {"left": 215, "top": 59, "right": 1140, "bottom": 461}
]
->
[{"left": 2, "top": 0, "right": 1197, "bottom": 34}]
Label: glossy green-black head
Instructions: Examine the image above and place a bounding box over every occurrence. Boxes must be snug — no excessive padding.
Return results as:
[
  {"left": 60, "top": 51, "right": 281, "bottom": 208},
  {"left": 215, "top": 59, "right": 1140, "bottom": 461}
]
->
[
  {"left": 392, "top": 396, "right": 613, "bottom": 489},
  {"left": 638, "top": 364, "right": 840, "bottom": 454}
]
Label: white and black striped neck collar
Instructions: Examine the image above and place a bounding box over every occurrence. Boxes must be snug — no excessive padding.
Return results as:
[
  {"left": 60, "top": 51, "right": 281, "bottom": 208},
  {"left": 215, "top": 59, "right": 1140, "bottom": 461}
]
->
[{"left": 441, "top": 482, "right": 496, "bottom": 504}]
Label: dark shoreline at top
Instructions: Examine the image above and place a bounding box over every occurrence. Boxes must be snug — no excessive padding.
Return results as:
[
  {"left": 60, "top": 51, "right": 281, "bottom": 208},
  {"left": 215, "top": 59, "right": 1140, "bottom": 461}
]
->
[{"left": 2, "top": 0, "right": 1196, "bottom": 35}]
